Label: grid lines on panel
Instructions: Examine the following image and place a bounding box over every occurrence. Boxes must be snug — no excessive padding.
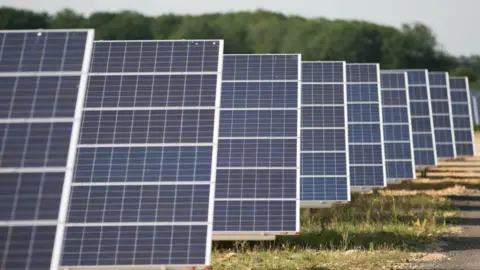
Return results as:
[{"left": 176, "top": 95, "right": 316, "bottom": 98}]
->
[
  {"left": 214, "top": 54, "right": 300, "bottom": 234},
  {"left": 300, "top": 61, "right": 350, "bottom": 203},
  {"left": 0, "top": 29, "right": 95, "bottom": 270},
  {"left": 402, "top": 70, "right": 438, "bottom": 167},
  {"left": 380, "top": 71, "right": 415, "bottom": 181},
  {"left": 346, "top": 63, "right": 386, "bottom": 187},
  {"left": 450, "top": 76, "right": 476, "bottom": 156},
  {"left": 61, "top": 40, "right": 223, "bottom": 268},
  {"left": 428, "top": 72, "right": 456, "bottom": 158}
]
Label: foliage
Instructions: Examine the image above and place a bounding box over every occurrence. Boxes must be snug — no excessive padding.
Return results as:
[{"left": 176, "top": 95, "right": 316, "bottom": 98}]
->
[{"left": 2, "top": 6, "right": 480, "bottom": 86}]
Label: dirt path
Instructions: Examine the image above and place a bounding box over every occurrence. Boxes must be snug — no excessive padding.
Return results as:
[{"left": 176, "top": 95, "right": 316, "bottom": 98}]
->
[
  {"left": 417, "top": 194, "right": 480, "bottom": 269},
  {"left": 416, "top": 133, "right": 480, "bottom": 270}
]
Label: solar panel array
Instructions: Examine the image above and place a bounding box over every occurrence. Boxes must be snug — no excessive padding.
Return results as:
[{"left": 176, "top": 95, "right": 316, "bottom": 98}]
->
[
  {"left": 0, "top": 29, "right": 94, "bottom": 270},
  {"left": 59, "top": 40, "right": 224, "bottom": 268},
  {"left": 379, "top": 71, "right": 415, "bottom": 181},
  {"left": 472, "top": 91, "right": 480, "bottom": 125},
  {"left": 346, "top": 63, "right": 386, "bottom": 188},
  {"left": 301, "top": 61, "right": 350, "bottom": 205},
  {"left": 404, "top": 70, "right": 438, "bottom": 167},
  {"left": 428, "top": 72, "right": 456, "bottom": 158},
  {"left": 0, "top": 27, "right": 479, "bottom": 269},
  {"left": 450, "top": 77, "right": 476, "bottom": 156},
  {"left": 214, "top": 54, "right": 300, "bottom": 235}
]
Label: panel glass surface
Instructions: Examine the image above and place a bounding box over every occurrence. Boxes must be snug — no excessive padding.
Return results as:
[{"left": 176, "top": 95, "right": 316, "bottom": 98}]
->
[
  {"left": 214, "top": 54, "right": 300, "bottom": 233},
  {"left": 403, "top": 70, "right": 437, "bottom": 166},
  {"left": 347, "top": 64, "right": 385, "bottom": 187},
  {"left": 0, "top": 29, "right": 94, "bottom": 270},
  {"left": 450, "top": 77, "right": 475, "bottom": 156},
  {"left": 428, "top": 72, "right": 455, "bottom": 158},
  {"left": 380, "top": 71, "right": 415, "bottom": 180},
  {"left": 62, "top": 40, "right": 223, "bottom": 267},
  {"left": 300, "top": 61, "right": 350, "bottom": 202}
]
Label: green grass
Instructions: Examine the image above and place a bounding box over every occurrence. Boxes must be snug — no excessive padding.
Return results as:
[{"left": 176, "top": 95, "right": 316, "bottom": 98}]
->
[
  {"left": 475, "top": 124, "right": 480, "bottom": 132},
  {"left": 212, "top": 192, "right": 457, "bottom": 269}
]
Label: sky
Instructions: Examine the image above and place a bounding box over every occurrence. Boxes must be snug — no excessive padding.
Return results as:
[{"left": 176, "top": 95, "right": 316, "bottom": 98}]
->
[{"left": 2, "top": 0, "right": 477, "bottom": 55}]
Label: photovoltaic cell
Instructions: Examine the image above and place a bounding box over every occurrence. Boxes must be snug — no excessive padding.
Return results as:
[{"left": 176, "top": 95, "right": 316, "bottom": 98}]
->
[
  {"left": 0, "top": 29, "right": 95, "bottom": 270},
  {"left": 472, "top": 91, "right": 480, "bottom": 125},
  {"left": 428, "top": 72, "right": 456, "bottom": 158},
  {"left": 402, "top": 70, "right": 437, "bottom": 166},
  {"left": 380, "top": 71, "right": 415, "bottom": 181},
  {"left": 214, "top": 54, "right": 300, "bottom": 235},
  {"left": 60, "top": 40, "right": 223, "bottom": 268},
  {"left": 346, "top": 63, "right": 386, "bottom": 188},
  {"left": 450, "top": 77, "right": 476, "bottom": 156},
  {"left": 300, "top": 61, "right": 350, "bottom": 205}
]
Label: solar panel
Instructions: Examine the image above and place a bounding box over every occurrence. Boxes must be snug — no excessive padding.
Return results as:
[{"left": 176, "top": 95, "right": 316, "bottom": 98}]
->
[
  {"left": 300, "top": 61, "right": 350, "bottom": 206},
  {"left": 402, "top": 70, "right": 438, "bottom": 167},
  {"left": 346, "top": 63, "right": 386, "bottom": 189},
  {"left": 450, "top": 76, "right": 476, "bottom": 156},
  {"left": 379, "top": 71, "right": 415, "bottom": 181},
  {"left": 59, "top": 40, "right": 224, "bottom": 268},
  {"left": 213, "top": 54, "right": 300, "bottom": 239},
  {"left": 472, "top": 91, "right": 480, "bottom": 125},
  {"left": 0, "top": 29, "right": 95, "bottom": 270},
  {"left": 428, "top": 72, "right": 456, "bottom": 158}
]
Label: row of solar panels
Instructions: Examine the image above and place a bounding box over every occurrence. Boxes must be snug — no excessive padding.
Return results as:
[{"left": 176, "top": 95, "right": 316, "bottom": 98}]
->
[
  {"left": 0, "top": 29, "right": 476, "bottom": 270},
  {"left": 471, "top": 91, "right": 480, "bottom": 125}
]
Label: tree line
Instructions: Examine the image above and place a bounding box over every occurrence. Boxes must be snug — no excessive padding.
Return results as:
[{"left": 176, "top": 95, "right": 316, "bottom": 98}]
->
[{"left": 0, "top": 6, "right": 479, "bottom": 89}]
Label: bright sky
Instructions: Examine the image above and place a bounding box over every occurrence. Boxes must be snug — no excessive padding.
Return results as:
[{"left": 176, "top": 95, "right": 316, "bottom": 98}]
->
[{"left": 2, "top": 0, "right": 476, "bottom": 55}]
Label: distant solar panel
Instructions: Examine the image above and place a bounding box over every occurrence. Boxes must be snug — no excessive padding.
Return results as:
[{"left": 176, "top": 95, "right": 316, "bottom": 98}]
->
[
  {"left": 450, "top": 77, "right": 476, "bottom": 156},
  {"left": 0, "top": 29, "right": 95, "bottom": 270},
  {"left": 428, "top": 72, "right": 456, "bottom": 158},
  {"left": 300, "top": 61, "right": 350, "bottom": 206},
  {"left": 346, "top": 63, "right": 386, "bottom": 188},
  {"left": 472, "top": 91, "right": 480, "bottom": 125},
  {"left": 380, "top": 71, "right": 415, "bottom": 181},
  {"left": 214, "top": 54, "right": 300, "bottom": 238},
  {"left": 59, "top": 40, "right": 223, "bottom": 268},
  {"left": 402, "top": 70, "right": 438, "bottom": 167}
]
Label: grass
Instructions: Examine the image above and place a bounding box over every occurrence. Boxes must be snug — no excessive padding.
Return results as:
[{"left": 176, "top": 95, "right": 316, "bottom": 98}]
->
[
  {"left": 475, "top": 124, "right": 480, "bottom": 132},
  {"left": 211, "top": 191, "right": 458, "bottom": 269}
]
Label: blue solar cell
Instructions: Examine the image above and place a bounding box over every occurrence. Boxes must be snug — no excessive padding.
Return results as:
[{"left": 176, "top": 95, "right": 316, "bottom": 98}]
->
[
  {"left": 216, "top": 169, "right": 297, "bottom": 199},
  {"left": 380, "top": 71, "right": 415, "bottom": 180},
  {"left": 217, "top": 139, "right": 297, "bottom": 167},
  {"left": 223, "top": 54, "right": 299, "bottom": 81},
  {"left": 302, "top": 106, "right": 345, "bottom": 127},
  {"left": 348, "top": 123, "right": 381, "bottom": 143},
  {"left": 400, "top": 70, "right": 437, "bottom": 166},
  {"left": 347, "top": 84, "right": 378, "bottom": 102},
  {"left": 450, "top": 77, "right": 475, "bottom": 156},
  {"left": 428, "top": 72, "right": 455, "bottom": 158},
  {"left": 302, "top": 62, "right": 344, "bottom": 83},
  {"left": 347, "top": 64, "right": 385, "bottom": 187},
  {"left": 0, "top": 122, "right": 72, "bottom": 168},
  {"left": 346, "top": 64, "right": 378, "bottom": 82},
  {"left": 301, "top": 177, "right": 348, "bottom": 201},
  {"left": 0, "top": 226, "right": 56, "bottom": 270},
  {"left": 86, "top": 75, "right": 217, "bottom": 107},
  {"left": 79, "top": 109, "right": 215, "bottom": 144},
  {"left": 300, "top": 61, "right": 350, "bottom": 202},
  {"left": 0, "top": 76, "right": 80, "bottom": 118},
  {"left": 0, "top": 31, "right": 89, "bottom": 72},
  {"left": 302, "top": 84, "right": 344, "bottom": 105},
  {"left": 74, "top": 146, "right": 212, "bottom": 183},
  {"left": 219, "top": 110, "right": 297, "bottom": 137},
  {"left": 213, "top": 201, "right": 296, "bottom": 231},
  {"left": 301, "top": 152, "right": 348, "bottom": 175},
  {"left": 68, "top": 185, "right": 210, "bottom": 223},
  {"left": 215, "top": 54, "right": 300, "bottom": 234},
  {"left": 0, "top": 173, "right": 63, "bottom": 220},
  {"left": 62, "top": 225, "right": 208, "bottom": 266},
  {"left": 91, "top": 41, "right": 219, "bottom": 73},
  {"left": 221, "top": 82, "right": 298, "bottom": 108},
  {"left": 302, "top": 129, "right": 346, "bottom": 151}
]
